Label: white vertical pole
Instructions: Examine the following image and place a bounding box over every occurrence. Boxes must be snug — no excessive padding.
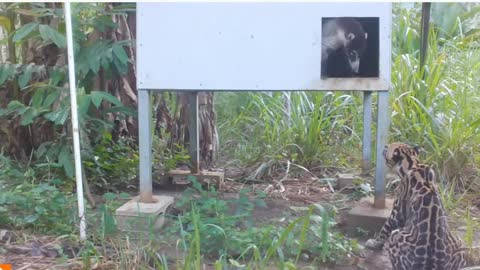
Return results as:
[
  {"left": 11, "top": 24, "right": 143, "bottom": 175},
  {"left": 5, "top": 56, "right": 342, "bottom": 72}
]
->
[{"left": 64, "top": 1, "right": 87, "bottom": 240}]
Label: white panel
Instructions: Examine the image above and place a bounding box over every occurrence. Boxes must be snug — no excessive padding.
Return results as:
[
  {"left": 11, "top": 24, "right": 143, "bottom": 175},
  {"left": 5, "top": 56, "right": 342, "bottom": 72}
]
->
[{"left": 137, "top": 3, "right": 391, "bottom": 91}]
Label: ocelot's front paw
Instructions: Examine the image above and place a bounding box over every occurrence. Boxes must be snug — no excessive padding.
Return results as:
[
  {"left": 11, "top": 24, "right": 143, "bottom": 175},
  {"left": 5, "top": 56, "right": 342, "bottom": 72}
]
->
[{"left": 365, "top": 238, "right": 384, "bottom": 250}]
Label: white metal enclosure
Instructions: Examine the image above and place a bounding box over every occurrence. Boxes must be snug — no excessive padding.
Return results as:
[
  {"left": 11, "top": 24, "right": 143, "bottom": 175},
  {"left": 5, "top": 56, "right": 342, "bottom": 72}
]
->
[
  {"left": 137, "top": 3, "right": 391, "bottom": 91},
  {"left": 136, "top": 2, "right": 392, "bottom": 208}
]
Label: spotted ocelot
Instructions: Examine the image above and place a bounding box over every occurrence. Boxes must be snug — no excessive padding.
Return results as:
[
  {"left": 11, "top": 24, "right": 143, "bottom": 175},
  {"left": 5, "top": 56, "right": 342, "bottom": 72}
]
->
[{"left": 365, "top": 143, "right": 468, "bottom": 270}]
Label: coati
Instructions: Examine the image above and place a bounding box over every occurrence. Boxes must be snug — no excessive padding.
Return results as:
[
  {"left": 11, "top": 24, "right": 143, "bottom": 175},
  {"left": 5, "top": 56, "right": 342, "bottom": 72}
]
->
[{"left": 321, "top": 17, "right": 368, "bottom": 77}]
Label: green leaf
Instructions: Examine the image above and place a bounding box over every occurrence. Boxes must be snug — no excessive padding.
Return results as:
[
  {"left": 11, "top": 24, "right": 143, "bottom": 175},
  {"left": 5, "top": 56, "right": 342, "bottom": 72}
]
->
[
  {"left": 112, "top": 43, "right": 129, "bottom": 65},
  {"left": 36, "top": 142, "right": 51, "bottom": 159},
  {"left": 31, "top": 87, "right": 46, "bottom": 108},
  {"left": 102, "top": 208, "right": 117, "bottom": 236},
  {"left": 24, "top": 214, "right": 39, "bottom": 223},
  {"left": 12, "top": 22, "right": 39, "bottom": 42},
  {"left": 0, "top": 16, "right": 12, "bottom": 33},
  {"left": 59, "top": 145, "right": 74, "bottom": 178},
  {"left": 44, "top": 110, "right": 60, "bottom": 122},
  {"left": 18, "top": 64, "right": 35, "bottom": 89},
  {"left": 38, "top": 24, "right": 66, "bottom": 48},
  {"left": 5, "top": 100, "right": 24, "bottom": 113},
  {"left": 54, "top": 107, "right": 70, "bottom": 125},
  {"left": 91, "top": 91, "right": 123, "bottom": 107},
  {"left": 103, "top": 106, "right": 136, "bottom": 117},
  {"left": 49, "top": 69, "right": 65, "bottom": 86},
  {"left": 0, "top": 64, "right": 17, "bottom": 85},
  {"left": 93, "top": 16, "right": 117, "bottom": 32},
  {"left": 88, "top": 54, "right": 101, "bottom": 74},
  {"left": 20, "top": 107, "right": 38, "bottom": 125},
  {"left": 43, "top": 107, "right": 69, "bottom": 125},
  {"left": 113, "top": 55, "right": 128, "bottom": 75},
  {"left": 103, "top": 192, "right": 116, "bottom": 201},
  {"left": 14, "top": 8, "right": 38, "bottom": 17},
  {"left": 88, "top": 41, "right": 110, "bottom": 74},
  {"left": 77, "top": 95, "right": 91, "bottom": 118},
  {"left": 43, "top": 89, "right": 61, "bottom": 107},
  {"left": 91, "top": 92, "right": 103, "bottom": 109},
  {"left": 3, "top": 100, "right": 29, "bottom": 117}
]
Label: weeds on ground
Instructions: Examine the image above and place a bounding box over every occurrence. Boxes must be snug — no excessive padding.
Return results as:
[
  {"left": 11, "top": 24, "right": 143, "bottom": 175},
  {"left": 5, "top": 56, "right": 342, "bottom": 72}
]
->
[
  {"left": 0, "top": 154, "right": 77, "bottom": 233},
  {"left": 1, "top": 155, "right": 358, "bottom": 269}
]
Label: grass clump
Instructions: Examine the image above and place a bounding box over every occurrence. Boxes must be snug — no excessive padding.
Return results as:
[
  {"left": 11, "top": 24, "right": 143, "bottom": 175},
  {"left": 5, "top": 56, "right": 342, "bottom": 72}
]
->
[
  {"left": 390, "top": 5, "right": 480, "bottom": 189},
  {"left": 216, "top": 91, "right": 363, "bottom": 169}
]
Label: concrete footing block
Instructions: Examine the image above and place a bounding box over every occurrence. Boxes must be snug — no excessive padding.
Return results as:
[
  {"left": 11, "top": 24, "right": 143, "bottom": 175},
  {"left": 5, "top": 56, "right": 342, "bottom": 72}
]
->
[
  {"left": 115, "top": 195, "right": 174, "bottom": 233},
  {"left": 346, "top": 196, "right": 394, "bottom": 236},
  {"left": 167, "top": 170, "right": 224, "bottom": 189},
  {"left": 337, "top": 173, "right": 355, "bottom": 190}
]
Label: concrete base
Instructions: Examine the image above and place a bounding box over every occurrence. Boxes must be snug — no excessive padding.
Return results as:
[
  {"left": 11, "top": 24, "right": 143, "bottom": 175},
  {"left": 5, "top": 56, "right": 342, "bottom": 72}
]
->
[
  {"left": 167, "top": 169, "right": 224, "bottom": 189},
  {"left": 115, "top": 195, "right": 174, "bottom": 233},
  {"left": 346, "top": 196, "right": 394, "bottom": 236},
  {"left": 337, "top": 173, "right": 355, "bottom": 190}
]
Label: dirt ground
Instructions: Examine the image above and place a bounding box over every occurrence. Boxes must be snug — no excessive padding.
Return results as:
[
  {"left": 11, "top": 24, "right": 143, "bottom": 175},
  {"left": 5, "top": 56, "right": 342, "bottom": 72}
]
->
[{"left": 1, "top": 175, "right": 479, "bottom": 270}]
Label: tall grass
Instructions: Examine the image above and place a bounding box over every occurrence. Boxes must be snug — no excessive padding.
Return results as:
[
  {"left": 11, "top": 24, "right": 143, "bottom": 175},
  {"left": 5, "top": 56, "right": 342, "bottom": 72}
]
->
[
  {"left": 216, "top": 4, "right": 480, "bottom": 189},
  {"left": 216, "top": 91, "right": 363, "bottom": 168},
  {"left": 391, "top": 6, "right": 480, "bottom": 187}
]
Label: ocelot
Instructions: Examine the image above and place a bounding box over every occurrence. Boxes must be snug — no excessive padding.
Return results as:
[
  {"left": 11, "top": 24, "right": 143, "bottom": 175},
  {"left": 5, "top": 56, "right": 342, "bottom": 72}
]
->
[{"left": 365, "top": 143, "right": 467, "bottom": 270}]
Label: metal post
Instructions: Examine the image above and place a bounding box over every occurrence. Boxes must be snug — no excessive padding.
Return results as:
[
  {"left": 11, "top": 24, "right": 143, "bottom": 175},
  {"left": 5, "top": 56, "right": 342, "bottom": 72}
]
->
[
  {"left": 374, "top": 90, "right": 390, "bottom": 209},
  {"left": 362, "top": 91, "right": 372, "bottom": 172},
  {"left": 138, "top": 89, "right": 153, "bottom": 202},
  {"left": 419, "top": 2, "right": 431, "bottom": 72},
  {"left": 188, "top": 92, "right": 200, "bottom": 174}
]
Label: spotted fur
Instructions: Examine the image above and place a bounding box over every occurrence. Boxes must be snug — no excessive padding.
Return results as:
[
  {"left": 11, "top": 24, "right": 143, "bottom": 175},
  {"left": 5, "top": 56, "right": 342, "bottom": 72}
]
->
[
  {"left": 365, "top": 143, "right": 422, "bottom": 249},
  {"left": 365, "top": 143, "right": 467, "bottom": 270}
]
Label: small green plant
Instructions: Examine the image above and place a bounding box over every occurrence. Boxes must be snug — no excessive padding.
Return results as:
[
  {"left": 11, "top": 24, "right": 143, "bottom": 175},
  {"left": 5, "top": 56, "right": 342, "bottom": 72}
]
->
[
  {"left": 83, "top": 132, "right": 138, "bottom": 191},
  {"left": 153, "top": 136, "right": 191, "bottom": 172},
  {"left": 171, "top": 180, "right": 356, "bottom": 268},
  {"left": 173, "top": 177, "right": 269, "bottom": 258},
  {"left": 95, "top": 192, "right": 130, "bottom": 237},
  {"left": 463, "top": 206, "right": 475, "bottom": 250},
  {"left": 0, "top": 182, "right": 76, "bottom": 234}
]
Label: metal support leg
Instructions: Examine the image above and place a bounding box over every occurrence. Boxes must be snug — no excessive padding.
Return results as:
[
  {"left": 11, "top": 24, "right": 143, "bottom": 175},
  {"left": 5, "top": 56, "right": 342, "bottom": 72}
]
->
[
  {"left": 374, "top": 90, "right": 390, "bottom": 209},
  {"left": 362, "top": 91, "right": 372, "bottom": 172},
  {"left": 138, "top": 89, "right": 153, "bottom": 203},
  {"left": 188, "top": 92, "right": 200, "bottom": 174}
]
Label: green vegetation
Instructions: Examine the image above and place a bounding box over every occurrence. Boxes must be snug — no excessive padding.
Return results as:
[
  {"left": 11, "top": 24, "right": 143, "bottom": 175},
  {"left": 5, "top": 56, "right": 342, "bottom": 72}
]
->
[
  {"left": 390, "top": 4, "right": 480, "bottom": 189},
  {"left": 1, "top": 2, "right": 480, "bottom": 269},
  {"left": 216, "top": 91, "right": 363, "bottom": 168},
  {"left": 1, "top": 159, "right": 358, "bottom": 268}
]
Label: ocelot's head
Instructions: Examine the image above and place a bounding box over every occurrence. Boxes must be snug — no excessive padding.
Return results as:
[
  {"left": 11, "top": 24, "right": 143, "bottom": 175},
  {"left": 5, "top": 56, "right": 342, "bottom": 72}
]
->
[{"left": 383, "top": 143, "right": 421, "bottom": 176}]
